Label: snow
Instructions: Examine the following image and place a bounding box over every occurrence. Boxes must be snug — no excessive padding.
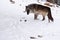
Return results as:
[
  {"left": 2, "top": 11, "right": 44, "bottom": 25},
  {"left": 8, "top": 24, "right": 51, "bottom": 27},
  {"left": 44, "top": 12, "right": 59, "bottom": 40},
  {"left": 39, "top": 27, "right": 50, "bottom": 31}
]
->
[{"left": 0, "top": 0, "right": 60, "bottom": 40}]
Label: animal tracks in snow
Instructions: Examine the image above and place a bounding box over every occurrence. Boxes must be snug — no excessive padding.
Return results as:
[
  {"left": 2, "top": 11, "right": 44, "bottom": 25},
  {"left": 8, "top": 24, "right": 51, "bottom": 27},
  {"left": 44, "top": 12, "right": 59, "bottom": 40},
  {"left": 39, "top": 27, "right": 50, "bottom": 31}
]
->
[{"left": 30, "top": 35, "right": 43, "bottom": 39}]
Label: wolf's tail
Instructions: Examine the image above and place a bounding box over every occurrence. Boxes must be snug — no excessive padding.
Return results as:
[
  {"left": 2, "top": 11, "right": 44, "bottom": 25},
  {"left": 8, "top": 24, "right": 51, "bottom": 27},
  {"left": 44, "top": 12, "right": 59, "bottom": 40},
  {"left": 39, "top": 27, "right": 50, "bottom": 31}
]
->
[{"left": 47, "top": 8, "right": 54, "bottom": 22}]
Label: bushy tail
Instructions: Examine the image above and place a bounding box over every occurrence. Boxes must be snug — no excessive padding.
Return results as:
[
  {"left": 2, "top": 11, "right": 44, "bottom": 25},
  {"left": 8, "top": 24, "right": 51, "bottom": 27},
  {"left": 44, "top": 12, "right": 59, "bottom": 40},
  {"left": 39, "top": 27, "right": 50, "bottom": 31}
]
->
[{"left": 47, "top": 8, "right": 54, "bottom": 22}]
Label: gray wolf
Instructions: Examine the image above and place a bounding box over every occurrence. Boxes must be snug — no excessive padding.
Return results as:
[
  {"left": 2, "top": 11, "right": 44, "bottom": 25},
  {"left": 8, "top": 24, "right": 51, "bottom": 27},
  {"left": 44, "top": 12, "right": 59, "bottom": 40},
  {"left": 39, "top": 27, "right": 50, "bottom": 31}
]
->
[{"left": 25, "top": 3, "right": 54, "bottom": 22}]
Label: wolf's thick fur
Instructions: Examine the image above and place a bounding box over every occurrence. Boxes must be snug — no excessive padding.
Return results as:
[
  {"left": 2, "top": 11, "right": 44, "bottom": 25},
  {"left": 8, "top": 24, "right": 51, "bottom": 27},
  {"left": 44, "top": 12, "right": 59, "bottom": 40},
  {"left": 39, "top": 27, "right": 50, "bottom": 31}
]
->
[{"left": 25, "top": 4, "right": 54, "bottom": 22}]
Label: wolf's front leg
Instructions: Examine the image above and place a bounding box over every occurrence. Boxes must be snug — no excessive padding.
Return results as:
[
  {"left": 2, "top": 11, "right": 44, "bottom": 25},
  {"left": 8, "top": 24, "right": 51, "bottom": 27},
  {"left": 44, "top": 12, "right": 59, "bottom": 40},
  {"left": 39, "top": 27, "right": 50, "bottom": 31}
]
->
[
  {"left": 42, "top": 16, "right": 45, "bottom": 21},
  {"left": 34, "top": 14, "right": 38, "bottom": 20}
]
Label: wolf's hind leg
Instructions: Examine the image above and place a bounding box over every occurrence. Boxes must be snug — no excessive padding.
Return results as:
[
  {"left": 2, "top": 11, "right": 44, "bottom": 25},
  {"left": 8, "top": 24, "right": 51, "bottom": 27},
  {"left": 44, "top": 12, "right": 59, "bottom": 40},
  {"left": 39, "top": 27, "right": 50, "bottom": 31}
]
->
[
  {"left": 34, "top": 14, "right": 38, "bottom": 20},
  {"left": 47, "top": 17, "right": 50, "bottom": 22},
  {"left": 42, "top": 16, "right": 45, "bottom": 21}
]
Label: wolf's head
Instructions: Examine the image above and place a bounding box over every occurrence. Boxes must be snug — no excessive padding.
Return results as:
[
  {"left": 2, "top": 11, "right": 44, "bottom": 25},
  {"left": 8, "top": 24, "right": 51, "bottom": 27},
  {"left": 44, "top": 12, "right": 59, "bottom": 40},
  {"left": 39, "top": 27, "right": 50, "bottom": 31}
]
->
[{"left": 25, "top": 6, "right": 30, "bottom": 15}]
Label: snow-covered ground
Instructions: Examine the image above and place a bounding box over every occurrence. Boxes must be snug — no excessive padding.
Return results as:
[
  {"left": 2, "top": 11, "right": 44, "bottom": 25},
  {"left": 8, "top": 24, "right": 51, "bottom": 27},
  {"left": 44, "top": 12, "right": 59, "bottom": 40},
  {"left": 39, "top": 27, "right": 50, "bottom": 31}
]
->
[{"left": 0, "top": 0, "right": 60, "bottom": 40}]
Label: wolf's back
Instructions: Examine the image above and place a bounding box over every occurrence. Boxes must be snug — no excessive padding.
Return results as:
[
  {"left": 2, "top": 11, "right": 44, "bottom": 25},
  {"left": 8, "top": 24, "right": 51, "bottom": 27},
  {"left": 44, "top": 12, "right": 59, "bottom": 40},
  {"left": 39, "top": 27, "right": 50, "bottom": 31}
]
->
[{"left": 27, "top": 4, "right": 50, "bottom": 10}]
